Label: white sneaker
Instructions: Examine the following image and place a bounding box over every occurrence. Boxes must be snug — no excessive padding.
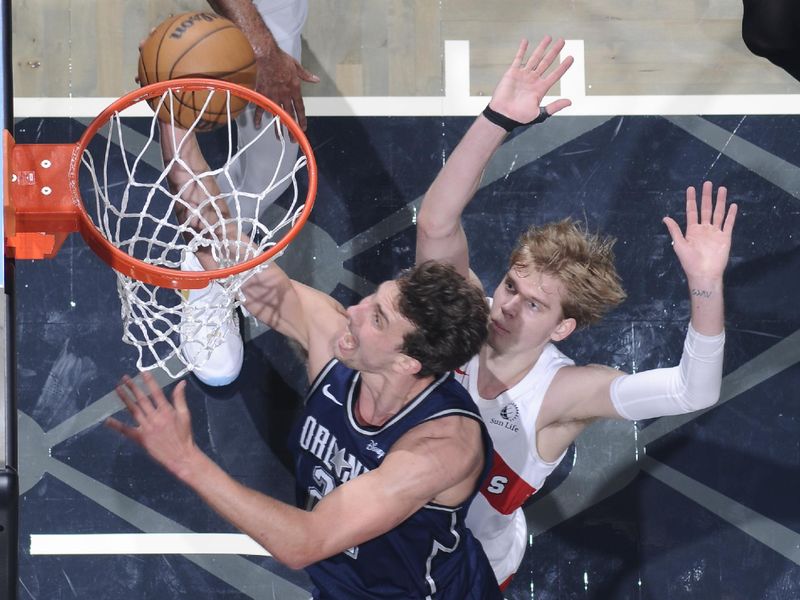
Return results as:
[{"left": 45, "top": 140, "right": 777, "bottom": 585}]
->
[{"left": 179, "top": 252, "right": 244, "bottom": 386}]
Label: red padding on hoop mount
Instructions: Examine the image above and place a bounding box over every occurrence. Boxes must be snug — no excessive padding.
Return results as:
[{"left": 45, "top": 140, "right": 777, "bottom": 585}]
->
[
  {"left": 5, "top": 232, "right": 69, "bottom": 260},
  {"left": 4, "top": 136, "right": 82, "bottom": 259}
]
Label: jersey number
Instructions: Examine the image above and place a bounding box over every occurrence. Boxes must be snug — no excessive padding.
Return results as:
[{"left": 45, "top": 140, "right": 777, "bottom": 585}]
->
[{"left": 306, "top": 466, "right": 359, "bottom": 559}]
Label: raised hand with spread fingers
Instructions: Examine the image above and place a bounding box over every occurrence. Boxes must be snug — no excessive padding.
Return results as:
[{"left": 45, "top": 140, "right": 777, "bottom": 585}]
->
[{"left": 663, "top": 181, "right": 737, "bottom": 335}]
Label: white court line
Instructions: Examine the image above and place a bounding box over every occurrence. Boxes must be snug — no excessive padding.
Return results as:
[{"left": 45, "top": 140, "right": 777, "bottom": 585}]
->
[
  {"left": 445, "top": 40, "right": 470, "bottom": 101},
  {"left": 13, "top": 40, "right": 800, "bottom": 118},
  {"left": 30, "top": 533, "right": 272, "bottom": 556},
  {"left": 15, "top": 93, "right": 800, "bottom": 118},
  {"left": 561, "top": 40, "right": 586, "bottom": 100}
]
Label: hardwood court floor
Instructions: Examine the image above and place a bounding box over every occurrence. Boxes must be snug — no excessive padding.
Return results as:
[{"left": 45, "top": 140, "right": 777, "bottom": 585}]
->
[{"left": 11, "top": 0, "right": 799, "bottom": 99}]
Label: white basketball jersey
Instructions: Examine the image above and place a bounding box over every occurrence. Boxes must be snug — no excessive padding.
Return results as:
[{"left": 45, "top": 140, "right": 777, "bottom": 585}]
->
[
  {"left": 456, "top": 342, "right": 574, "bottom": 584},
  {"left": 254, "top": 0, "right": 308, "bottom": 58}
]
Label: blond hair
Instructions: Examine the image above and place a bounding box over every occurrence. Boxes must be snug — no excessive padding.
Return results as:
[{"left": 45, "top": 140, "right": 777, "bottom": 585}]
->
[{"left": 509, "top": 218, "right": 626, "bottom": 328}]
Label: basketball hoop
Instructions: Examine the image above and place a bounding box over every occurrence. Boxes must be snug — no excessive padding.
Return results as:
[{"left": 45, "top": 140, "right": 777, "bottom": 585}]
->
[{"left": 5, "top": 78, "right": 317, "bottom": 377}]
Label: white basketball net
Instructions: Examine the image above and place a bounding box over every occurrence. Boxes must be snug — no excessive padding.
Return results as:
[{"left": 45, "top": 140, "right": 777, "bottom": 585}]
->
[{"left": 79, "top": 87, "right": 310, "bottom": 378}]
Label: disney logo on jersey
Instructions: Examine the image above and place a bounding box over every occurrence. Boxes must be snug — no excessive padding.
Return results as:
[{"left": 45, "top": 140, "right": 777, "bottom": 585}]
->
[
  {"left": 366, "top": 440, "right": 385, "bottom": 459},
  {"left": 490, "top": 401, "right": 520, "bottom": 433},
  {"left": 299, "top": 415, "right": 369, "bottom": 483}
]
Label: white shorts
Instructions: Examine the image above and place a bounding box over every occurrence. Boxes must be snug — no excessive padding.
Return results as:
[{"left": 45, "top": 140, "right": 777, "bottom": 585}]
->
[{"left": 467, "top": 495, "right": 528, "bottom": 584}]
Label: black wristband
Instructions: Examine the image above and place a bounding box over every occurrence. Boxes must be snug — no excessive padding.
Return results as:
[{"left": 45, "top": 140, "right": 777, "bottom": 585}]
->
[{"left": 482, "top": 104, "right": 550, "bottom": 132}]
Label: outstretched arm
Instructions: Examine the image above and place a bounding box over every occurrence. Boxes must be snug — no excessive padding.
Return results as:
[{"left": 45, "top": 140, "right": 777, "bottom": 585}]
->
[
  {"left": 106, "top": 372, "right": 485, "bottom": 570},
  {"left": 546, "top": 182, "right": 737, "bottom": 426},
  {"left": 416, "top": 37, "right": 573, "bottom": 280},
  {"left": 207, "top": 0, "right": 319, "bottom": 129}
]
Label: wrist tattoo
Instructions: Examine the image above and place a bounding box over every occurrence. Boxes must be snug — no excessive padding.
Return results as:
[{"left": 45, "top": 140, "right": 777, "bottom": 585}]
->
[{"left": 691, "top": 288, "right": 713, "bottom": 299}]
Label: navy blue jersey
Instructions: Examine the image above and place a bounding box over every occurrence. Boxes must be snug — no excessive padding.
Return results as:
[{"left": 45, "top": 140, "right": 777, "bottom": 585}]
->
[{"left": 289, "top": 359, "right": 502, "bottom": 600}]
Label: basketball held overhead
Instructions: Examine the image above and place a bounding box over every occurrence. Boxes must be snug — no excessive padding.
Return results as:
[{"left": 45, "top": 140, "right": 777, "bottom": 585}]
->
[{"left": 138, "top": 11, "right": 256, "bottom": 130}]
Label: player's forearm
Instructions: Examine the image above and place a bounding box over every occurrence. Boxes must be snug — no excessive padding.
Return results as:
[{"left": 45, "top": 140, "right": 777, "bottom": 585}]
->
[
  {"left": 416, "top": 116, "right": 507, "bottom": 266},
  {"left": 207, "top": 0, "right": 280, "bottom": 58},
  {"left": 420, "top": 116, "right": 506, "bottom": 233},
  {"left": 240, "top": 263, "right": 294, "bottom": 326},
  {"left": 609, "top": 275, "right": 726, "bottom": 421},
  {"left": 238, "top": 267, "right": 317, "bottom": 358},
  {"left": 160, "top": 123, "right": 216, "bottom": 199},
  {"left": 159, "top": 122, "right": 252, "bottom": 270},
  {"left": 176, "top": 447, "right": 324, "bottom": 569},
  {"left": 686, "top": 275, "right": 725, "bottom": 336}
]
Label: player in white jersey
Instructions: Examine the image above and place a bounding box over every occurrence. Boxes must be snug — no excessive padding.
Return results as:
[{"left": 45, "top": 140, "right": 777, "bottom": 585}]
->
[
  {"left": 416, "top": 37, "right": 737, "bottom": 589},
  {"left": 182, "top": 0, "right": 318, "bottom": 385},
  {"left": 453, "top": 323, "right": 574, "bottom": 585}
]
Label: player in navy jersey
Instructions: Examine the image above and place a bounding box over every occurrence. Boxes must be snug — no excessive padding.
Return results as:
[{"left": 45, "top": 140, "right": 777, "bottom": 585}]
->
[
  {"left": 292, "top": 350, "right": 497, "bottom": 597},
  {"left": 107, "top": 124, "right": 502, "bottom": 598}
]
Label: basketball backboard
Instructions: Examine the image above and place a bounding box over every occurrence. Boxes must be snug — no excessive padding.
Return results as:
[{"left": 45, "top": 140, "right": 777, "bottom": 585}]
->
[{"left": 0, "top": 1, "right": 18, "bottom": 599}]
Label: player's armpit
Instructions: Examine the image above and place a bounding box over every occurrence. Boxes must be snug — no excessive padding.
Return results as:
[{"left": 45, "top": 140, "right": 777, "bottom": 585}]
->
[{"left": 540, "top": 364, "right": 626, "bottom": 424}]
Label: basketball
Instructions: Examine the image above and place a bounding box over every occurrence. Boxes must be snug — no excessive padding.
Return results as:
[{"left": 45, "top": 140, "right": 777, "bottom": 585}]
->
[{"left": 138, "top": 12, "right": 257, "bottom": 131}]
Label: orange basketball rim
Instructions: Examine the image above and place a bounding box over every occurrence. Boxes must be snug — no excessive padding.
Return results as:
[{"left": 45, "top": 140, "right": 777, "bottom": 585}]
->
[{"left": 3, "top": 78, "right": 318, "bottom": 289}]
